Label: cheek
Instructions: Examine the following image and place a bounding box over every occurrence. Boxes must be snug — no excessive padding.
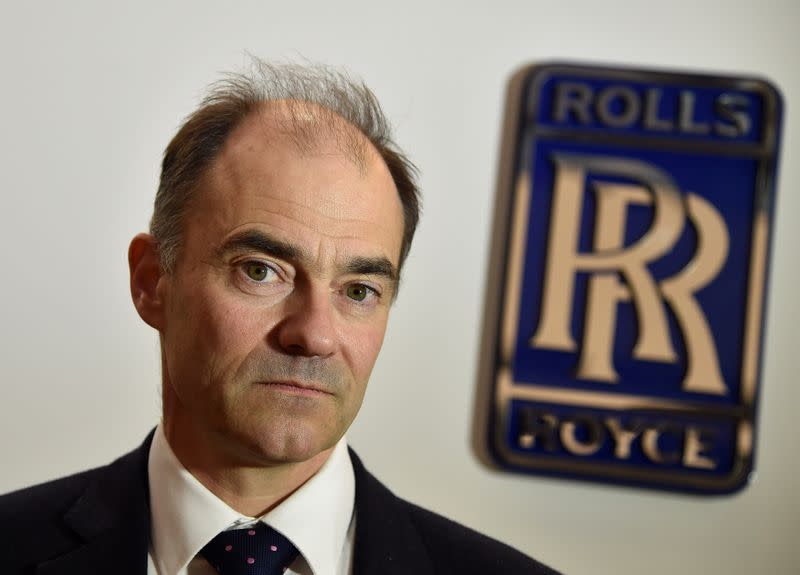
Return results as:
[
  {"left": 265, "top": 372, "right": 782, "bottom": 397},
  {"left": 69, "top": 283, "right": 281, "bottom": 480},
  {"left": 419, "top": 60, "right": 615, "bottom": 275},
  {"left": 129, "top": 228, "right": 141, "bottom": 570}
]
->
[
  {"left": 165, "top": 283, "right": 268, "bottom": 383},
  {"left": 343, "top": 320, "right": 388, "bottom": 383}
]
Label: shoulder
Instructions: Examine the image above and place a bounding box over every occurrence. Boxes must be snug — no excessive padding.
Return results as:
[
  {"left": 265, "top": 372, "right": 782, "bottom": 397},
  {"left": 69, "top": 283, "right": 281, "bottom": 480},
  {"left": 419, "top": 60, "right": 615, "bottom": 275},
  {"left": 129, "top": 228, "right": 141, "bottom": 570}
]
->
[
  {"left": 0, "top": 465, "right": 102, "bottom": 522},
  {"left": 349, "top": 448, "right": 561, "bottom": 575},
  {"left": 0, "top": 428, "right": 151, "bottom": 523},
  {"left": 400, "top": 498, "right": 561, "bottom": 575},
  {"left": 0, "top": 431, "right": 152, "bottom": 524},
  {"left": 0, "top": 466, "right": 106, "bottom": 572},
  {"left": 0, "top": 433, "right": 153, "bottom": 573}
]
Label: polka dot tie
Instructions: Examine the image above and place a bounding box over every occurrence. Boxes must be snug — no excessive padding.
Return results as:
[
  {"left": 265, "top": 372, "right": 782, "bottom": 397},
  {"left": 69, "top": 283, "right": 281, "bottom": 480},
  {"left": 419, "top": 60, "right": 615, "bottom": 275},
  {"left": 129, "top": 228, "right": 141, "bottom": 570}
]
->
[{"left": 200, "top": 523, "right": 299, "bottom": 574}]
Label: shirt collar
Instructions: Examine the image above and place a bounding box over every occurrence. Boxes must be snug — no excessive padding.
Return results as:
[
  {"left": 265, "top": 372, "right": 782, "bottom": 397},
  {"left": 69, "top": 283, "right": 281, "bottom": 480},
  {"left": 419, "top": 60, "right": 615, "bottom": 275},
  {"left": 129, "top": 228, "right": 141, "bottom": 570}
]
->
[{"left": 148, "top": 423, "right": 355, "bottom": 575}]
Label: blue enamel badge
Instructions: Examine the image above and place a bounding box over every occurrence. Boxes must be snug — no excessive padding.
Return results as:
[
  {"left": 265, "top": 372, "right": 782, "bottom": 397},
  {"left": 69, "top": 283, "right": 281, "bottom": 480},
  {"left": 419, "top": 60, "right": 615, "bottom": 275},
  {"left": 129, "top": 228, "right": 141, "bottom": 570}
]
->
[{"left": 476, "top": 63, "right": 782, "bottom": 493}]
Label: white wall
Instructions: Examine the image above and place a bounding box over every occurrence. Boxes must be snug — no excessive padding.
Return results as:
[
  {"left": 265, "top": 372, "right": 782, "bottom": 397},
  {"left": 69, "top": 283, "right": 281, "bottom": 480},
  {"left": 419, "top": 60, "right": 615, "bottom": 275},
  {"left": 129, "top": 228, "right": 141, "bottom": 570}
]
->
[{"left": 0, "top": 2, "right": 797, "bottom": 573}]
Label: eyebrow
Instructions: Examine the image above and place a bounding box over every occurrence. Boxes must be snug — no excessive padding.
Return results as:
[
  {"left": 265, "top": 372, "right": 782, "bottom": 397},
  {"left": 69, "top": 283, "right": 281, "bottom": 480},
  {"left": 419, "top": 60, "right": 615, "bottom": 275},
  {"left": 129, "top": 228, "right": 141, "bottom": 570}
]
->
[
  {"left": 217, "top": 229, "right": 399, "bottom": 285},
  {"left": 217, "top": 229, "right": 303, "bottom": 262},
  {"left": 344, "top": 256, "right": 397, "bottom": 282}
]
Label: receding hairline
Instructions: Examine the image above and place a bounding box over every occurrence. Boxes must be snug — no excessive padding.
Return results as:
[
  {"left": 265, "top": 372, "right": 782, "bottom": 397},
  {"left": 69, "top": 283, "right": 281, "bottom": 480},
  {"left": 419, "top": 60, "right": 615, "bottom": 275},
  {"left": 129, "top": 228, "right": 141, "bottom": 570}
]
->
[
  {"left": 222, "top": 98, "right": 381, "bottom": 173},
  {"left": 179, "top": 98, "right": 400, "bottom": 241},
  {"left": 150, "top": 59, "right": 421, "bottom": 278}
]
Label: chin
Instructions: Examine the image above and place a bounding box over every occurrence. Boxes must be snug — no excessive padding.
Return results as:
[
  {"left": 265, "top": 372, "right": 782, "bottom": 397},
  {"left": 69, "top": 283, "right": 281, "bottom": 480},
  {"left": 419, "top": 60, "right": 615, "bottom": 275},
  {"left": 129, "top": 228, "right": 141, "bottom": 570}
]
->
[{"left": 231, "top": 419, "right": 340, "bottom": 466}]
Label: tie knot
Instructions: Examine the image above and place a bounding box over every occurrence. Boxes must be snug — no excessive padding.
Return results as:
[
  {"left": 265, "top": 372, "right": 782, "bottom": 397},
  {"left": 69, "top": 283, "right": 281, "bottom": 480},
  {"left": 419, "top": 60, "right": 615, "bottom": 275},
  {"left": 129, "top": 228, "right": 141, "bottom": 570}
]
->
[{"left": 200, "top": 523, "right": 299, "bottom": 574}]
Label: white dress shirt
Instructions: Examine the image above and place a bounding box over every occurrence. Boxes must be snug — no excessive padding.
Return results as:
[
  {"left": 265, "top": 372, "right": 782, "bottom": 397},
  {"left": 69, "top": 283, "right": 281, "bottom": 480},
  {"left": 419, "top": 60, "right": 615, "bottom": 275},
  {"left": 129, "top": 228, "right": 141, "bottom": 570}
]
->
[{"left": 146, "top": 424, "right": 355, "bottom": 575}]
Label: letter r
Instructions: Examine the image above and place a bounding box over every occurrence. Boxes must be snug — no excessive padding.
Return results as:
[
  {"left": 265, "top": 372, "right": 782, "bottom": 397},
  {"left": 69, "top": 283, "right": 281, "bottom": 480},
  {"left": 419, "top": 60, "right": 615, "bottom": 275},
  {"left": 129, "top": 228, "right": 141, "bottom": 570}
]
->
[{"left": 530, "top": 154, "right": 728, "bottom": 395}]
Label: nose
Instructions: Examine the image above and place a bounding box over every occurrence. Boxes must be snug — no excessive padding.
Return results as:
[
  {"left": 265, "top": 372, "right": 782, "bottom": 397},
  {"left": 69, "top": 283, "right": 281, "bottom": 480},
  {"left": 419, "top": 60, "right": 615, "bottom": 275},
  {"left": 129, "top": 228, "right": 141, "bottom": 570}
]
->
[{"left": 273, "top": 287, "right": 337, "bottom": 358}]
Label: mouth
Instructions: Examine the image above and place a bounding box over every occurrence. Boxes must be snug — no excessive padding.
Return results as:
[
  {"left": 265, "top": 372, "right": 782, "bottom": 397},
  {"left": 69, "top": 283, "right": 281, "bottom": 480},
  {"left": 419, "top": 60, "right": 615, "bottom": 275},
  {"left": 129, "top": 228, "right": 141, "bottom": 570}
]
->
[{"left": 255, "top": 380, "right": 333, "bottom": 397}]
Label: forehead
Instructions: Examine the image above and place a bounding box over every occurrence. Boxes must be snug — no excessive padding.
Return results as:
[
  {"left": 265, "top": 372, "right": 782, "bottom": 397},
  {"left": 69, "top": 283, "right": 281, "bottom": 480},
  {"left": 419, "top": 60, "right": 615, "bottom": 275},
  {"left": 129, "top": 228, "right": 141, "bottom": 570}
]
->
[{"left": 189, "top": 102, "right": 404, "bottom": 265}]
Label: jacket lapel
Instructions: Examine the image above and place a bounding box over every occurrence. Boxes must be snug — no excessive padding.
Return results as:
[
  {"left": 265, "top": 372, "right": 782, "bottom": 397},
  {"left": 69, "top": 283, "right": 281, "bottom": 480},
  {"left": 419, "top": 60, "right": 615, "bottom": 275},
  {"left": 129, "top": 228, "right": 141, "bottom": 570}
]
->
[
  {"left": 35, "top": 432, "right": 154, "bottom": 575},
  {"left": 349, "top": 449, "right": 436, "bottom": 575},
  {"left": 32, "top": 438, "right": 432, "bottom": 574}
]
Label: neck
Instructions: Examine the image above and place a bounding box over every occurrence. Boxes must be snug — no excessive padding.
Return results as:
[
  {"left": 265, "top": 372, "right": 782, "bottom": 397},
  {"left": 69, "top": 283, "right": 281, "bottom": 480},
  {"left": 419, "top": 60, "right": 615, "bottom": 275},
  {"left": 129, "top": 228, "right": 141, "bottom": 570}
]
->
[{"left": 162, "top": 395, "right": 333, "bottom": 517}]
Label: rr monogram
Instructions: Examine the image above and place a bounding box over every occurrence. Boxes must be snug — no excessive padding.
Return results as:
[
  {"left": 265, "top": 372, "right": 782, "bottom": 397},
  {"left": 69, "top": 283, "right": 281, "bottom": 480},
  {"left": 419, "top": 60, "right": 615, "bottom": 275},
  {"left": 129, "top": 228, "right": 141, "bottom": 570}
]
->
[{"left": 531, "top": 154, "right": 729, "bottom": 395}]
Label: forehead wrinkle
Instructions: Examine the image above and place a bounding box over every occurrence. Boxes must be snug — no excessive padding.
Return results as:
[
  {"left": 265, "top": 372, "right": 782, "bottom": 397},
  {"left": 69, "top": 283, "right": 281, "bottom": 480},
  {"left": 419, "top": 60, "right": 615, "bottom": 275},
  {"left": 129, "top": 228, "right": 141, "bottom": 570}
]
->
[
  {"left": 251, "top": 187, "right": 374, "bottom": 220},
  {"left": 210, "top": 133, "right": 387, "bottom": 226},
  {"left": 194, "top": 183, "right": 403, "bottom": 272},
  {"left": 238, "top": 199, "right": 393, "bottom": 244}
]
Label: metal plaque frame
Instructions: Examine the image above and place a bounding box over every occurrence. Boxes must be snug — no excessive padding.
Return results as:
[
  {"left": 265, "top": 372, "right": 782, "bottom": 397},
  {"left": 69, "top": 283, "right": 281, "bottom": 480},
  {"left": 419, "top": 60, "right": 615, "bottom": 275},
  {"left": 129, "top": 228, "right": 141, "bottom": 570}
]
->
[{"left": 474, "top": 63, "right": 783, "bottom": 494}]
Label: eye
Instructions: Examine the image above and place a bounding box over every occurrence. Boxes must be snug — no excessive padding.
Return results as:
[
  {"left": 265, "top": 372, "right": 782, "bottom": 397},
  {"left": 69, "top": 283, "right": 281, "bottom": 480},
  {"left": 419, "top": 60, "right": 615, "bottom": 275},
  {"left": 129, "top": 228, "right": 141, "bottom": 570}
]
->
[
  {"left": 345, "top": 283, "right": 374, "bottom": 302},
  {"left": 242, "top": 261, "right": 277, "bottom": 283}
]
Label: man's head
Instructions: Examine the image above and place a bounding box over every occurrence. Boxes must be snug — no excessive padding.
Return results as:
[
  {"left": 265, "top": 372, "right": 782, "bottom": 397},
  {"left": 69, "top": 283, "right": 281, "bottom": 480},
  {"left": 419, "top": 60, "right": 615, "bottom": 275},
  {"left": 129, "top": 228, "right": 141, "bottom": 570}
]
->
[
  {"left": 129, "top": 61, "right": 419, "bottom": 470},
  {"left": 151, "top": 61, "right": 419, "bottom": 277}
]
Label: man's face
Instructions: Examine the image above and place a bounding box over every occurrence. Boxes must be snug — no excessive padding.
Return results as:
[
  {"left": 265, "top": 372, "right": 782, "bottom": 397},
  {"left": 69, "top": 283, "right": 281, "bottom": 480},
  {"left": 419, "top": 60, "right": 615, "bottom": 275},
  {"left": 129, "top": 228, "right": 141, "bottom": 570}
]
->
[{"left": 157, "top": 106, "right": 404, "bottom": 466}]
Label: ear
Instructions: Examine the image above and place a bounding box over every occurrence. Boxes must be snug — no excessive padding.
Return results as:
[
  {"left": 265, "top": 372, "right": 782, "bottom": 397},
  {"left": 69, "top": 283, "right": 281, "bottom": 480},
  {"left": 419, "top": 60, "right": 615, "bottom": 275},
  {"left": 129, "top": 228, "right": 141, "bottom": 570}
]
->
[{"left": 129, "top": 233, "right": 167, "bottom": 331}]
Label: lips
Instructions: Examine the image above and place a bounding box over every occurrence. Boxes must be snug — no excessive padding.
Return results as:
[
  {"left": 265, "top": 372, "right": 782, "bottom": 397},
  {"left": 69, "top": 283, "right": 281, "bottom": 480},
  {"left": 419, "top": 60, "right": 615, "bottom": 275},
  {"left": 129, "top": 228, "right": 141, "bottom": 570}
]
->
[{"left": 256, "top": 380, "right": 333, "bottom": 396}]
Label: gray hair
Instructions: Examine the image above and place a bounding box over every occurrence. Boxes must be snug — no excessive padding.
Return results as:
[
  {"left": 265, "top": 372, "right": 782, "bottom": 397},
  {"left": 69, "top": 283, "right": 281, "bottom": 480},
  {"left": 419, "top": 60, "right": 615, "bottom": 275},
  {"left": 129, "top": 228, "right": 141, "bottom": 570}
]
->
[{"left": 150, "top": 59, "right": 420, "bottom": 275}]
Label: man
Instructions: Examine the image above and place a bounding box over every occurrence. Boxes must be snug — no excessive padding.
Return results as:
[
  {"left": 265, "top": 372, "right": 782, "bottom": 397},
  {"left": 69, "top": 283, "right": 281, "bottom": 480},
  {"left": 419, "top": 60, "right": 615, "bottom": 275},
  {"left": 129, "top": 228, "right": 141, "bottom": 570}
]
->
[{"left": 0, "top": 61, "right": 558, "bottom": 575}]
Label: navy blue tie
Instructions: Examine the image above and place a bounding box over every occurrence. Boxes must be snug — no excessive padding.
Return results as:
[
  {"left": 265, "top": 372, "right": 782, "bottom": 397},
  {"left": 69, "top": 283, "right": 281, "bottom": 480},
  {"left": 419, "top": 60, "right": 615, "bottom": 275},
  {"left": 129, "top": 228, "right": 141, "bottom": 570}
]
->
[{"left": 200, "top": 523, "right": 299, "bottom": 574}]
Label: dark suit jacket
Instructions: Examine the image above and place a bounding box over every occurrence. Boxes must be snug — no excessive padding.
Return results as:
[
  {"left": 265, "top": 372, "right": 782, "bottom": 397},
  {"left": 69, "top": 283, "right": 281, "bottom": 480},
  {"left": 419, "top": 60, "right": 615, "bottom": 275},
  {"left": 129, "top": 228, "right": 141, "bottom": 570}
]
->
[{"left": 0, "top": 433, "right": 559, "bottom": 574}]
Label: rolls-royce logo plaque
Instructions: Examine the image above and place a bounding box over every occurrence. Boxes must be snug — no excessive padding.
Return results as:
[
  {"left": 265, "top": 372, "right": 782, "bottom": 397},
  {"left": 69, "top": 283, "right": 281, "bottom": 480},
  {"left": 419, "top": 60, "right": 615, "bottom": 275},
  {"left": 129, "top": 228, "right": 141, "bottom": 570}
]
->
[{"left": 478, "top": 63, "right": 782, "bottom": 493}]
